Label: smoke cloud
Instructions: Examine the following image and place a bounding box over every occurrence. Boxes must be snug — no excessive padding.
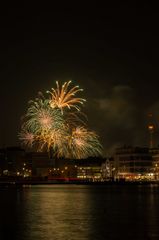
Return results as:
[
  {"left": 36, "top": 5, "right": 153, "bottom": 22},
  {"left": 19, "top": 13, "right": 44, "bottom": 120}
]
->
[{"left": 86, "top": 85, "right": 151, "bottom": 155}]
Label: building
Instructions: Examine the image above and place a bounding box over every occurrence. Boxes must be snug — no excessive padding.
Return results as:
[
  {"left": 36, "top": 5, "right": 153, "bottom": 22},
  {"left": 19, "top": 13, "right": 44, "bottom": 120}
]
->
[
  {"left": 0, "top": 147, "right": 106, "bottom": 180},
  {"left": 47, "top": 157, "right": 105, "bottom": 181},
  {"left": 114, "top": 146, "right": 155, "bottom": 181},
  {"left": 25, "top": 151, "right": 53, "bottom": 177},
  {"left": 0, "top": 147, "right": 25, "bottom": 176},
  {"left": 150, "top": 148, "right": 159, "bottom": 180},
  {"left": 73, "top": 157, "right": 105, "bottom": 181}
]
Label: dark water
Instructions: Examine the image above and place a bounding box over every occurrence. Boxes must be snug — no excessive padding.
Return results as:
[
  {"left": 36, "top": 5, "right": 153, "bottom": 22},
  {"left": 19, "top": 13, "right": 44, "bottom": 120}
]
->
[{"left": 0, "top": 184, "right": 159, "bottom": 240}]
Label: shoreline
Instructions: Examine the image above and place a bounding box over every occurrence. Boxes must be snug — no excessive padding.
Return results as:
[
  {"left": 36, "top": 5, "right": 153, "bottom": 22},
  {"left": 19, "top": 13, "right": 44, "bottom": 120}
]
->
[{"left": 1, "top": 180, "right": 159, "bottom": 187}]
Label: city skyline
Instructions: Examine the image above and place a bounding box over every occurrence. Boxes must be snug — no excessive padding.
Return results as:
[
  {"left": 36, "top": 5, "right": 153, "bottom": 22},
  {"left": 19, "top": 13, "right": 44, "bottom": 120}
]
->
[{"left": 0, "top": 3, "right": 159, "bottom": 154}]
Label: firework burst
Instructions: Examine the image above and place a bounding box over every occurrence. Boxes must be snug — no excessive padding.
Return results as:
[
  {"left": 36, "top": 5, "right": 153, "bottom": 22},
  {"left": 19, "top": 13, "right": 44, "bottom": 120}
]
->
[
  {"left": 24, "top": 98, "right": 64, "bottom": 134},
  {"left": 67, "top": 126, "right": 102, "bottom": 159},
  {"left": 47, "top": 80, "right": 86, "bottom": 112},
  {"left": 19, "top": 81, "right": 102, "bottom": 158},
  {"left": 19, "top": 130, "right": 35, "bottom": 147}
]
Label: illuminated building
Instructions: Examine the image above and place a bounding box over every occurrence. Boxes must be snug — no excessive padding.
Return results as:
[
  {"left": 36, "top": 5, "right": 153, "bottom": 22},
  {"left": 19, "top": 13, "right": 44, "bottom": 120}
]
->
[
  {"left": 149, "top": 148, "right": 159, "bottom": 180},
  {"left": 73, "top": 157, "right": 105, "bottom": 181},
  {"left": 101, "top": 157, "right": 115, "bottom": 180},
  {"left": 47, "top": 157, "right": 105, "bottom": 181},
  {"left": 114, "top": 146, "right": 156, "bottom": 181},
  {"left": 0, "top": 147, "right": 25, "bottom": 176}
]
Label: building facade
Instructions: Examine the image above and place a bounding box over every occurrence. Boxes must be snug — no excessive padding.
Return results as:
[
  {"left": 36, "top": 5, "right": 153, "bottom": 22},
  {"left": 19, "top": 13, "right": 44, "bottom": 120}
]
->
[{"left": 114, "top": 146, "right": 158, "bottom": 181}]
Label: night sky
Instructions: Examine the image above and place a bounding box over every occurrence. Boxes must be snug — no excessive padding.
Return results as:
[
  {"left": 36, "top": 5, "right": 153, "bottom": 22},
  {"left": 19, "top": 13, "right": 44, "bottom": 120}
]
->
[{"left": 0, "top": 3, "right": 159, "bottom": 155}]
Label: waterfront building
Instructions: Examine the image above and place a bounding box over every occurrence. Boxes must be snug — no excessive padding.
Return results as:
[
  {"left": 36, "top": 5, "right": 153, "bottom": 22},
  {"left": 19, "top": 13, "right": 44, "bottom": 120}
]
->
[
  {"left": 73, "top": 157, "right": 105, "bottom": 181},
  {"left": 0, "top": 147, "right": 25, "bottom": 176},
  {"left": 150, "top": 148, "right": 159, "bottom": 180},
  {"left": 48, "top": 157, "right": 105, "bottom": 181},
  {"left": 114, "top": 146, "right": 156, "bottom": 181},
  {"left": 25, "top": 151, "right": 52, "bottom": 177}
]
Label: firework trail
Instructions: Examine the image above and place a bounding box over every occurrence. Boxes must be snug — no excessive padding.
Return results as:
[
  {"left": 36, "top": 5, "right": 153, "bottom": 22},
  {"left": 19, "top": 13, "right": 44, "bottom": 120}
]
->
[
  {"left": 68, "top": 126, "right": 102, "bottom": 159},
  {"left": 47, "top": 81, "right": 86, "bottom": 112},
  {"left": 19, "top": 81, "right": 102, "bottom": 158}
]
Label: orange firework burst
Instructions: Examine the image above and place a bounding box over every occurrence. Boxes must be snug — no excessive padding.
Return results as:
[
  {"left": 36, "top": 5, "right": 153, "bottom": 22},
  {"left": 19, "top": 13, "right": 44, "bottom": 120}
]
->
[
  {"left": 19, "top": 81, "right": 102, "bottom": 158},
  {"left": 64, "top": 126, "right": 103, "bottom": 159},
  {"left": 47, "top": 81, "right": 86, "bottom": 112},
  {"left": 19, "top": 130, "right": 35, "bottom": 147}
]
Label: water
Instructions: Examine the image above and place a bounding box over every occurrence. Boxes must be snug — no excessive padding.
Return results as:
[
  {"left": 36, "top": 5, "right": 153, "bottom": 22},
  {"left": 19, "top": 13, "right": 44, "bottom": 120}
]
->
[{"left": 0, "top": 184, "right": 159, "bottom": 240}]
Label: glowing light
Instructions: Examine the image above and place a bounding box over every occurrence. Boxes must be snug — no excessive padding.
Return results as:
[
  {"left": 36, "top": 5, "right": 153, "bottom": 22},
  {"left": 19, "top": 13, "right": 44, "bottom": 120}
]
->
[
  {"left": 59, "top": 126, "right": 102, "bottom": 159},
  {"left": 19, "top": 130, "right": 34, "bottom": 147},
  {"left": 148, "top": 125, "right": 154, "bottom": 131},
  {"left": 19, "top": 81, "right": 102, "bottom": 158},
  {"left": 47, "top": 81, "right": 86, "bottom": 112},
  {"left": 24, "top": 98, "right": 64, "bottom": 134},
  {"left": 70, "top": 126, "right": 102, "bottom": 159}
]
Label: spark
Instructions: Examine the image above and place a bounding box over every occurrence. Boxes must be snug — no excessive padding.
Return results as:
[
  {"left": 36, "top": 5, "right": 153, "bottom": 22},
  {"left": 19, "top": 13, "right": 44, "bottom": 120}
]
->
[
  {"left": 24, "top": 98, "right": 64, "bottom": 134},
  {"left": 65, "top": 126, "right": 103, "bottom": 159},
  {"left": 72, "top": 126, "right": 102, "bottom": 158},
  {"left": 47, "top": 81, "right": 86, "bottom": 112},
  {"left": 19, "top": 130, "right": 35, "bottom": 147},
  {"left": 19, "top": 81, "right": 102, "bottom": 158}
]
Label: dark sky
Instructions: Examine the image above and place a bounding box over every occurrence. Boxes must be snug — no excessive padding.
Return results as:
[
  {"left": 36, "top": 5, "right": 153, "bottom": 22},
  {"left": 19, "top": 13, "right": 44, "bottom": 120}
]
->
[{"left": 0, "top": 3, "right": 159, "bottom": 155}]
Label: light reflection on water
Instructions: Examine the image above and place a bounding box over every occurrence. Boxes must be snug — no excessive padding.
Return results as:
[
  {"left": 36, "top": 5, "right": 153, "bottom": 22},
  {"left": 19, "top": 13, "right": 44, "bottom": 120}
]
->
[{"left": 0, "top": 184, "right": 159, "bottom": 240}]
